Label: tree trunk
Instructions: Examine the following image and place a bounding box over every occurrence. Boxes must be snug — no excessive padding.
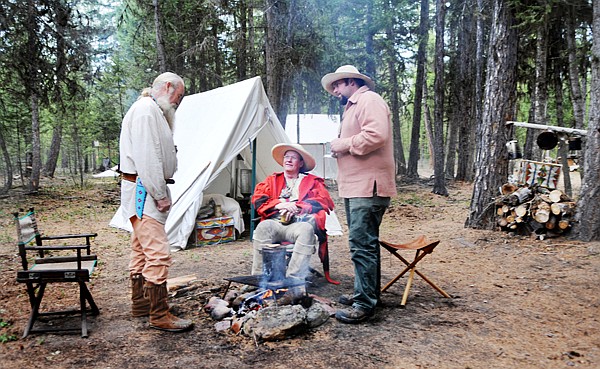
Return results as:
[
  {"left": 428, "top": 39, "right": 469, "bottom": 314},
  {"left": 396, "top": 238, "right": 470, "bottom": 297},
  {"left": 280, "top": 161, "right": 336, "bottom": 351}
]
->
[
  {"left": 522, "top": 83, "right": 535, "bottom": 159},
  {"left": 466, "top": 0, "right": 518, "bottom": 229},
  {"left": 471, "top": 0, "right": 486, "bottom": 183},
  {"left": 423, "top": 78, "right": 435, "bottom": 172},
  {"left": 44, "top": 124, "right": 62, "bottom": 178},
  {"left": 566, "top": 7, "right": 585, "bottom": 131},
  {"left": 573, "top": 0, "right": 600, "bottom": 241},
  {"left": 444, "top": 112, "right": 458, "bottom": 180},
  {"left": 265, "top": 0, "right": 292, "bottom": 125},
  {"left": 533, "top": 18, "right": 549, "bottom": 126},
  {"left": 386, "top": 12, "right": 405, "bottom": 176},
  {"left": 531, "top": 17, "right": 549, "bottom": 162},
  {"left": 550, "top": 41, "right": 572, "bottom": 197},
  {"left": 407, "top": 0, "right": 429, "bottom": 178},
  {"left": 432, "top": 0, "right": 448, "bottom": 196},
  {"left": 247, "top": 3, "right": 258, "bottom": 78},
  {"left": 153, "top": 0, "right": 167, "bottom": 72},
  {"left": 364, "top": 0, "right": 376, "bottom": 79},
  {"left": 44, "top": 2, "right": 67, "bottom": 179},
  {"left": 0, "top": 127, "right": 13, "bottom": 195},
  {"left": 237, "top": 0, "right": 248, "bottom": 81},
  {"left": 455, "top": 0, "right": 476, "bottom": 181},
  {"left": 29, "top": 93, "right": 41, "bottom": 192},
  {"left": 72, "top": 117, "right": 84, "bottom": 187},
  {"left": 565, "top": 4, "right": 588, "bottom": 182}
]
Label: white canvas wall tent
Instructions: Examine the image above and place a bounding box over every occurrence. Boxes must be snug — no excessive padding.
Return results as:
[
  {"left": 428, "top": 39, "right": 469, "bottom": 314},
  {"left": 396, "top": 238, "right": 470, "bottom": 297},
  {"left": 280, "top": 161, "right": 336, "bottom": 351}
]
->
[
  {"left": 285, "top": 114, "right": 339, "bottom": 179},
  {"left": 110, "top": 77, "right": 342, "bottom": 260}
]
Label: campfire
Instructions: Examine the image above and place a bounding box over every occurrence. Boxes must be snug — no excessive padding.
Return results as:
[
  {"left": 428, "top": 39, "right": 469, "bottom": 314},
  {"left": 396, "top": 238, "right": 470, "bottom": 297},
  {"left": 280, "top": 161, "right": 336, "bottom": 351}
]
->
[
  {"left": 201, "top": 269, "right": 334, "bottom": 341},
  {"left": 236, "top": 287, "right": 290, "bottom": 315}
]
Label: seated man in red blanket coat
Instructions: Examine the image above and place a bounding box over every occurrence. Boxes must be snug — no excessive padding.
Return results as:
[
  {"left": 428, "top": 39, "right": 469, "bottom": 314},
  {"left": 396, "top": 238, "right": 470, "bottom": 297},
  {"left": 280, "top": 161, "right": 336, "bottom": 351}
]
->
[{"left": 251, "top": 143, "right": 334, "bottom": 303}]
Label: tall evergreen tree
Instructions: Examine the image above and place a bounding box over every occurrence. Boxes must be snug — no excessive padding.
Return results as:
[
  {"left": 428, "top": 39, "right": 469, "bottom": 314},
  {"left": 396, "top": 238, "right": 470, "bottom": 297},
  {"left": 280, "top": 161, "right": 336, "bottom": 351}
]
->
[
  {"left": 573, "top": 0, "right": 600, "bottom": 241},
  {"left": 466, "top": 0, "right": 518, "bottom": 229}
]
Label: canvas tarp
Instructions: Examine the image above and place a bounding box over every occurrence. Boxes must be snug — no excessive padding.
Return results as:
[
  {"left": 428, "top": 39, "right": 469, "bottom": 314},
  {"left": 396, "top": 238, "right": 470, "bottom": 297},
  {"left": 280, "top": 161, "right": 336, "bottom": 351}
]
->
[
  {"left": 110, "top": 77, "right": 341, "bottom": 250},
  {"left": 285, "top": 114, "right": 339, "bottom": 179}
]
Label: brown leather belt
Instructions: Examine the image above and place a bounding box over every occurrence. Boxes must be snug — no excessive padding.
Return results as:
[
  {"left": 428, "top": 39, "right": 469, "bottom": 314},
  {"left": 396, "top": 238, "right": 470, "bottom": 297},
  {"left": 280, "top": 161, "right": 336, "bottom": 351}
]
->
[
  {"left": 122, "top": 173, "right": 175, "bottom": 185},
  {"left": 122, "top": 173, "right": 137, "bottom": 182}
]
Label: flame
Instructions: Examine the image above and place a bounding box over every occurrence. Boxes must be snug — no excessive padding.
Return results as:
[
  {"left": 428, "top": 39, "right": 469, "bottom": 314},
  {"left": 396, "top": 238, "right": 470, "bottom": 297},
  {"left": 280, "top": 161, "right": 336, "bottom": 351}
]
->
[
  {"left": 262, "top": 290, "right": 273, "bottom": 299},
  {"left": 260, "top": 288, "right": 288, "bottom": 300}
]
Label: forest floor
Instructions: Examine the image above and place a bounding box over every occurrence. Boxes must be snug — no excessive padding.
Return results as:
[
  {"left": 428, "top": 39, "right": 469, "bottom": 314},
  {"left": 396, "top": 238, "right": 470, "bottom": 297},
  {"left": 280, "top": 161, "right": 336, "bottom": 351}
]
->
[{"left": 0, "top": 173, "right": 598, "bottom": 369}]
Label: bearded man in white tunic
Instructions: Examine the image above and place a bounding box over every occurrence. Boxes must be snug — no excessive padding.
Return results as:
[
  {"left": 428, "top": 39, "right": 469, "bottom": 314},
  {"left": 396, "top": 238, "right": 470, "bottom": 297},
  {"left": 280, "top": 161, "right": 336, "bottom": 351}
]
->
[{"left": 119, "top": 72, "right": 192, "bottom": 332}]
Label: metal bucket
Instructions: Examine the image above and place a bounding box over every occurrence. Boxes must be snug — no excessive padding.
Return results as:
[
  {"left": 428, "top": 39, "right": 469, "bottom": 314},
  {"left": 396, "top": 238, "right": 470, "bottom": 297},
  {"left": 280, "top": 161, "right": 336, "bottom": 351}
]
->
[
  {"left": 261, "top": 245, "right": 287, "bottom": 283},
  {"left": 568, "top": 137, "right": 582, "bottom": 151},
  {"left": 239, "top": 169, "right": 252, "bottom": 196},
  {"left": 506, "top": 140, "right": 522, "bottom": 159},
  {"left": 536, "top": 131, "right": 558, "bottom": 150}
]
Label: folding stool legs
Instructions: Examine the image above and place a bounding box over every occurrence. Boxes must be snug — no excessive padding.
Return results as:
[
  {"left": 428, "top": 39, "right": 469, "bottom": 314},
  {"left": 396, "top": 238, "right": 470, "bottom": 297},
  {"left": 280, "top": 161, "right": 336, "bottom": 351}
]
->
[
  {"left": 401, "top": 267, "right": 416, "bottom": 307},
  {"left": 380, "top": 243, "right": 452, "bottom": 306}
]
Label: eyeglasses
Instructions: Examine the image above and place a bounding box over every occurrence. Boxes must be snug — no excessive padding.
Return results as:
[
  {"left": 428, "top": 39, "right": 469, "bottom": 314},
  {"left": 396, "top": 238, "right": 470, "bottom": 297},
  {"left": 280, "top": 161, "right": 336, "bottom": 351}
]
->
[{"left": 283, "top": 155, "right": 302, "bottom": 161}]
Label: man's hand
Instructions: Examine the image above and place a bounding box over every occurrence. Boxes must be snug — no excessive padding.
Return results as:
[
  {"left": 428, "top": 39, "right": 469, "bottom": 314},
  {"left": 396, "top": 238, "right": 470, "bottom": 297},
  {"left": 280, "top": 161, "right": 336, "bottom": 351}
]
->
[
  {"left": 276, "top": 201, "right": 299, "bottom": 213},
  {"left": 156, "top": 197, "right": 172, "bottom": 212},
  {"left": 275, "top": 201, "right": 302, "bottom": 222},
  {"left": 330, "top": 138, "right": 348, "bottom": 157}
]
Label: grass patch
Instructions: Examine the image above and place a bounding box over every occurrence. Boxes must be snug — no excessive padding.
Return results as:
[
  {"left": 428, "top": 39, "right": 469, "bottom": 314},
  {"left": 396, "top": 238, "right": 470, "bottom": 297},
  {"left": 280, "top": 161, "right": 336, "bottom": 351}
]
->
[{"left": 0, "top": 319, "right": 17, "bottom": 343}]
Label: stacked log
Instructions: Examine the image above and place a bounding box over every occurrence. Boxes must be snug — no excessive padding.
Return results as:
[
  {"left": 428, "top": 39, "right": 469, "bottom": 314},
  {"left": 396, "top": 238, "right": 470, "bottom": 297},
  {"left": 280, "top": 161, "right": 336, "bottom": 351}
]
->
[{"left": 496, "top": 185, "right": 575, "bottom": 239}]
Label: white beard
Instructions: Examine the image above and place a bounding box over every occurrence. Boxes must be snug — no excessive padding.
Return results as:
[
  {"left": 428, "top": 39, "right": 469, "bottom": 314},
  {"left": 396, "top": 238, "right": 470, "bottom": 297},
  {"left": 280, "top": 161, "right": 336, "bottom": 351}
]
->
[{"left": 155, "top": 95, "right": 177, "bottom": 131}]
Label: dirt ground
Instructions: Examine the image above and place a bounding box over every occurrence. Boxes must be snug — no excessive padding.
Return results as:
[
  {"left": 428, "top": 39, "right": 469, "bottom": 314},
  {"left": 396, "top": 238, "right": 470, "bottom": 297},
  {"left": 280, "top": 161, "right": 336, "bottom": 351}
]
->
[{"left": 0, "top": 175, "right": 598, "bottom": 369}]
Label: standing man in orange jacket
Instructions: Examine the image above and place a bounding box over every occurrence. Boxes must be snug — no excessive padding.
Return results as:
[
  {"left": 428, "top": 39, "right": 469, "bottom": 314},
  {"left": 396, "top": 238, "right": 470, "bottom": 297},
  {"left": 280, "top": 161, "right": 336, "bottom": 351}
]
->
[{"left": 321, "top": 65, "right": 397, "bottom": 323}]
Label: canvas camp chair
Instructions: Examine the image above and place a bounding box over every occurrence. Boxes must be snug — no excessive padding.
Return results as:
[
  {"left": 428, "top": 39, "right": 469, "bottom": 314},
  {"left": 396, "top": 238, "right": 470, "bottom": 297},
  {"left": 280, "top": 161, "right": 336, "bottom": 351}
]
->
[
  {"left": 380, "top": 235, "right": 451, "bottom": 307},
  {"left": 14, "top": 208, "right": 100, "bottom": 338}
]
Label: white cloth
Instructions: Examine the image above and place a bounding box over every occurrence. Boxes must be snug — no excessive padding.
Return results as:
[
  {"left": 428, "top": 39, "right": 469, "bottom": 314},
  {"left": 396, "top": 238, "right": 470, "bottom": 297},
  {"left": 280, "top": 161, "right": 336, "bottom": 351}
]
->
[
  {"left": 119, "top": 97, "right": 177, "bottom": 224},
  {"left": 202, "top": 194, "right": 245, "bottom": 235}
]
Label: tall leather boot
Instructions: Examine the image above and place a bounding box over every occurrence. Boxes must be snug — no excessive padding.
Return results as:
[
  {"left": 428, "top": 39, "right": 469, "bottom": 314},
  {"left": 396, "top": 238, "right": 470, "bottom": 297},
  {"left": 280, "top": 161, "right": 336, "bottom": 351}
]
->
[
  {"left": 131, "top": 274, "right": 150, "bottom": 317},
  {"left": 144, "top": 281, "right": 193, "bottom": 332}
]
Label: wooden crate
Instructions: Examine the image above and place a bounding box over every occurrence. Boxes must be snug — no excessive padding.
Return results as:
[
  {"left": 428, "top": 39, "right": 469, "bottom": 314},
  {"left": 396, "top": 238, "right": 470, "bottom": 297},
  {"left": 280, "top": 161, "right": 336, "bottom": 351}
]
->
[{"left": 196, "top": 216, "right": 235, "bottom": 246}]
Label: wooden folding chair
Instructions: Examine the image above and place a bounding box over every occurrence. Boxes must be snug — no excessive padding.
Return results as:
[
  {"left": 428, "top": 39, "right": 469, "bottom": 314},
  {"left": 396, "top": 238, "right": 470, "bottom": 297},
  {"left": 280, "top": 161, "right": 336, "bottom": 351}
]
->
[
  {"left": 380, "top": 235, "right": 451, "bottom": 307},
  {"left": 13, "top": 208, "right": 100, "bottom": 338}
]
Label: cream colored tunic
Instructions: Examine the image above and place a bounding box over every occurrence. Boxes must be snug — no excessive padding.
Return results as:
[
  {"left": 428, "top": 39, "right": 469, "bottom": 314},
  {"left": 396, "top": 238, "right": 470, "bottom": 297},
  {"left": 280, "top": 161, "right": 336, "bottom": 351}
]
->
[{"left": 119, "top": 97, "right": 177, "bottom": 224}]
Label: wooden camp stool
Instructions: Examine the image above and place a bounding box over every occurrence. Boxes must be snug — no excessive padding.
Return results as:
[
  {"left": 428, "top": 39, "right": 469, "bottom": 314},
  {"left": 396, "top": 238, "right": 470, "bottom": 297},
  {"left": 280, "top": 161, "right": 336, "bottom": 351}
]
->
[{"left": 380, "top": 235, "right": 451, "bottom": 307}]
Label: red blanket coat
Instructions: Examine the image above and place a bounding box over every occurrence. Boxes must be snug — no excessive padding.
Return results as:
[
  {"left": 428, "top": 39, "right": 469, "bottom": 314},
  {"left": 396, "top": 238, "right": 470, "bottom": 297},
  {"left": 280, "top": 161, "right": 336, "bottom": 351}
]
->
[{"left": 252, "top": 172, "right": 334, "bottom": 265}]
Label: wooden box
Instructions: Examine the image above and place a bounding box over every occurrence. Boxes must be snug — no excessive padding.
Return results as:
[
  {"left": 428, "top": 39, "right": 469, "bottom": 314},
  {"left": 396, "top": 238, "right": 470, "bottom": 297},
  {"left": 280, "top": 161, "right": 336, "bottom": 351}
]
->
[{"left": 196, "top": 216, "right": 235, "bottom": 246}]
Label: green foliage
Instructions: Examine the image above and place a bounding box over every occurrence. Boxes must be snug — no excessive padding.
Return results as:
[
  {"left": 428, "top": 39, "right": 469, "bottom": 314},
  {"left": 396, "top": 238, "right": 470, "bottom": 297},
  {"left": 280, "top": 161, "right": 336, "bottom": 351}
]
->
[
  {"left": 0, "top": 0, "right": 595, "bottom": 192},
  {"left": 0, "top": 319, "right": 17, "bottom": 343}
]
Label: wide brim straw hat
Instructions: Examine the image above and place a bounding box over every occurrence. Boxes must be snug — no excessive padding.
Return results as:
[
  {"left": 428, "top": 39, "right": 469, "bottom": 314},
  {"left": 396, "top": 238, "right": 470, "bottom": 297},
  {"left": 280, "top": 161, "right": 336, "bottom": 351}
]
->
[
  {"left": 271, "top": 143, "right": 316, "bottom": 173},
  {"left": 321, "top": 65, "right": 375, "bottom": 96}
]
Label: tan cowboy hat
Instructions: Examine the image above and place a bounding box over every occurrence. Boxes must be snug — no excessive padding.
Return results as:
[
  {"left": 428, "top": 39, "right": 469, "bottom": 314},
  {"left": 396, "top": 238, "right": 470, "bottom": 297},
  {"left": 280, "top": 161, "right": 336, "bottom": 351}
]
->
[
  {"left": 321, "top": 65, "right": 375, "bottom": 96},
  {"left": 271, "top": 143, "right": 316, "bottom": 173}
]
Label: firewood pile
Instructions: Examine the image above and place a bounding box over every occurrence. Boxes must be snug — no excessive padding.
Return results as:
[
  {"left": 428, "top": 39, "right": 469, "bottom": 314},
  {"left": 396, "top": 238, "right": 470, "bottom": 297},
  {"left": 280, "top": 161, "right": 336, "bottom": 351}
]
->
[{"left": 496, "top": 183, "right": 576, "bottom": 239}]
